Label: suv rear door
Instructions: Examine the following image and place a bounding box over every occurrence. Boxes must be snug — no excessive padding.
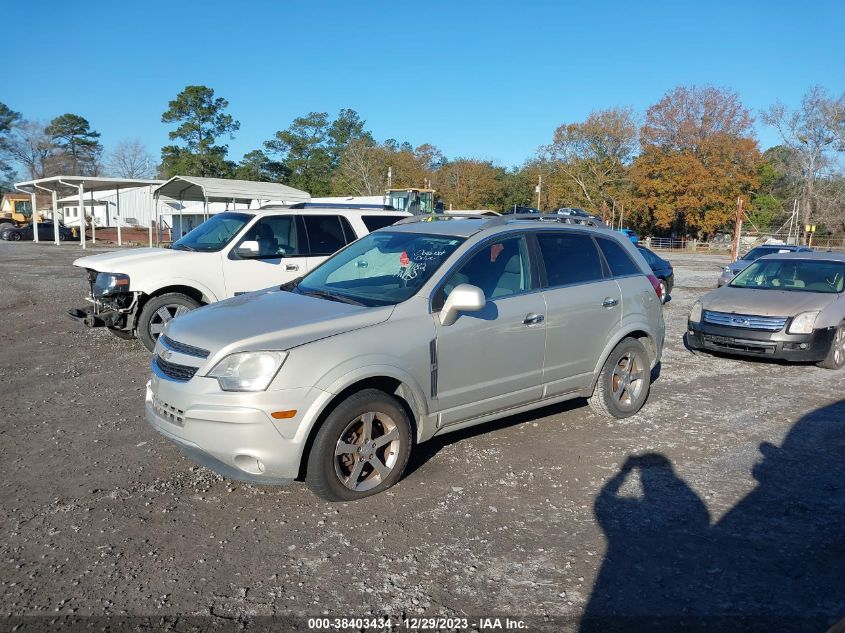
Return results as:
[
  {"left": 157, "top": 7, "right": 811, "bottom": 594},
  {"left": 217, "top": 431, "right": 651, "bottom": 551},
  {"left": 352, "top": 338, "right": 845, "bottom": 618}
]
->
[
  {"left": 537, "top": 231, "right": 621, "bottom": 396},
  {"left": 302, "top": 215, "right": 357, "bottom": 272}
]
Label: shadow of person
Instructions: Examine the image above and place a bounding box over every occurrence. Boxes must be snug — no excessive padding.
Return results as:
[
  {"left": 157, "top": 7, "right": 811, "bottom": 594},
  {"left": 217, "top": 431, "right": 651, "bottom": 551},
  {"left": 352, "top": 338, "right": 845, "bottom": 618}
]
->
[{"left": 580, "top": 400, "right": 845, "bottom": 633}]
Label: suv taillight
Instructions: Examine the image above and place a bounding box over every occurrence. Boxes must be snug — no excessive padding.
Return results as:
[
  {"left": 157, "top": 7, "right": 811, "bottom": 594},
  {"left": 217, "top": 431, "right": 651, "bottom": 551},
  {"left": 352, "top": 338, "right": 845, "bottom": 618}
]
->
[{"left": 647, "top": 274, "right": 663, "bottom": 302}]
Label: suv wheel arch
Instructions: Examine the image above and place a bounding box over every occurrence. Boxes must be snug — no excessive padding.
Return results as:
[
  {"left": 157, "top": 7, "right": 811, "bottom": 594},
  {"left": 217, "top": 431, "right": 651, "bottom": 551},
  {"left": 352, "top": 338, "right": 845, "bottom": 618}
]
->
[{"left": 586, "top": 328, "right": 658, "bottom": 394}]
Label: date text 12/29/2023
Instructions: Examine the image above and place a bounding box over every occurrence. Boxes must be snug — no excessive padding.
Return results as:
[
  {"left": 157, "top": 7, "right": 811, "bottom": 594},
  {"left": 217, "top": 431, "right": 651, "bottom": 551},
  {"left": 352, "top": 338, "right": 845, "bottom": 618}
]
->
[{"left": 307, "top": 617, "right": 528, "bottom": 630}]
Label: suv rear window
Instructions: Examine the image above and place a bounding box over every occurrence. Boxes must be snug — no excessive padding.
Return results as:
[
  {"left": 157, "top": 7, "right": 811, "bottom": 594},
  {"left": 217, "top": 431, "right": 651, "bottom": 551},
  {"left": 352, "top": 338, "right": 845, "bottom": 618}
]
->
[
  {"left": 597, "top": 237, "right": 640, "bottom": 276},
  {"left": 362, "top": 215, "right": 404, "bottom": 232},
  {"left": 537, "top": 232, "right": 604, "bottom": 286},
  {"left": 302, "top": 215, "right": 354, "bottom": 256}
]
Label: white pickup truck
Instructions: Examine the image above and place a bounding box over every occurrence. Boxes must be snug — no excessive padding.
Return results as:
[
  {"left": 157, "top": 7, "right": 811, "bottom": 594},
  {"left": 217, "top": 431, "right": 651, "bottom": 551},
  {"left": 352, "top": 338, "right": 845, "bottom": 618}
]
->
[{"left": 70, "top": 205, "right": 410, "bottom": 351}]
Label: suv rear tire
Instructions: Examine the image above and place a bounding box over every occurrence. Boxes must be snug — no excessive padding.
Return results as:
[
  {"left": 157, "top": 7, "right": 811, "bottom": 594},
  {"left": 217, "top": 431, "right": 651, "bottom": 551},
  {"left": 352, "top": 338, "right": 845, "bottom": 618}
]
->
[
  {"left": 589, "top": 337, "right": 652, "bottom": 418},
  {"left": 306, "top": 389, "right": 412, "bottom": 501},
  {"left": 137, "top": 293, "right": 200, "bottom": 352}
]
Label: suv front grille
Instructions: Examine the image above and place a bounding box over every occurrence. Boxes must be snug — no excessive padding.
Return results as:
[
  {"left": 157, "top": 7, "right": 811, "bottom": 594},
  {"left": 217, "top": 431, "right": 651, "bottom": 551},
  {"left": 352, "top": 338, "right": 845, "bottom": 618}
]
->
[
  {"left": 152, "top": 355, "right": 198, "bottom": 382},
  {"left": 703, "top": 310, "right": 787, "bottom": 332},
  {"left": 160, "top": 335, "right": 210, "bottom": 359}
]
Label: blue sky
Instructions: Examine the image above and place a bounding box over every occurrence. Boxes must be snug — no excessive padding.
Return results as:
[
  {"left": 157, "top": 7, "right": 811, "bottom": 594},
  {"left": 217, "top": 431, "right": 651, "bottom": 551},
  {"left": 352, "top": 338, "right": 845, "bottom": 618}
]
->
[{"left": 6, "top": 0, "right": 845, "bottom": 168}]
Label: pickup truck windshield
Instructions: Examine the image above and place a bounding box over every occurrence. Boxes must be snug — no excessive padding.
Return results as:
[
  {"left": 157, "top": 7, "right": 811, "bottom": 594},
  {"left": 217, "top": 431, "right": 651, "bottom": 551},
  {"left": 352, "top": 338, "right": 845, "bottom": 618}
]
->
[
  {"left": 295, "top": 231, "right": 464, "bottom": 307},
  {"left": 171, "top": 212, "right": 253, "bottom": 252},
  {"left": 730, "top": 259, "right": 845, "bottom": 293}
]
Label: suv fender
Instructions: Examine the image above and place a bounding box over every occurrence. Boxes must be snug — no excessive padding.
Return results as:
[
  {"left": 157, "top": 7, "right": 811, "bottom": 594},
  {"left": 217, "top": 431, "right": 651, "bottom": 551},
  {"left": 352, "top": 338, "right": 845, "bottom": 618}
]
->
[
  {"left": 585, "top": 325, "right": 660, "bottom": 395},
  {"left": 311, "top": 362, "right": 431, "bottom": 441}
]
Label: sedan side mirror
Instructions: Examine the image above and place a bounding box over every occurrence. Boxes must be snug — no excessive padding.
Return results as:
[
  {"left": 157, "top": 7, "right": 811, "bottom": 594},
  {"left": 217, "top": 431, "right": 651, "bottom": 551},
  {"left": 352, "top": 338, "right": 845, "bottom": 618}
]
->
[
  {"left": 439, "top": 284, "right": 486, "bottom": 326},
  {"left": 236, "top": 240, "right": 260, "bottom": 258}
]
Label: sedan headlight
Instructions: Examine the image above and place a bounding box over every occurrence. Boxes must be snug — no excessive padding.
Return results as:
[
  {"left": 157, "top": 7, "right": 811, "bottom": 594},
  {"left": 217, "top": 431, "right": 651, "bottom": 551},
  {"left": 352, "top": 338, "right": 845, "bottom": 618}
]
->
[
  {"left": 787, "top": 311, "right": 820, "bottom": 335},
  {"left": 689, "top": 301, "right": 703, "bottom": 324},
  {"left": 207, "top": 351, "right": 288, "bottom": 392},
  {"left": 93, "top": 272, "right": 130, "bottom": 297},
  {"left": 723, "top": 266, "right": 734, "bottom": 275}
]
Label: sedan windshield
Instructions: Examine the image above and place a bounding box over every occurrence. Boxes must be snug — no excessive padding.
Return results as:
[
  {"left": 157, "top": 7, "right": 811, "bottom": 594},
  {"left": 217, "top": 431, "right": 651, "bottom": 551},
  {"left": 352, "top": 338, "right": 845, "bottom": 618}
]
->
[
  {"left": 171, "top": 212, "right": 253, "bottom": 252},
  {"left": 294, "top": 231, "right": 465, "bottom": 306},
  {"left": 730, "top": 259, "right": 845, "bottom": 294},
  {"left": 742, "top": 246, "right": 793, "bottom": 262}
]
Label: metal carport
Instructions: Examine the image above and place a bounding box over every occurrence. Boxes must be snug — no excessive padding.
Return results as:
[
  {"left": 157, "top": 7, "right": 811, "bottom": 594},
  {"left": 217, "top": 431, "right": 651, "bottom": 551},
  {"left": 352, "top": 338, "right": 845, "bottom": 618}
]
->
[
  {"left": 153, "top": 176, "right": 310, "bottom": 245},
  {"left": 14, "top": 176, "right": 163, "bottom": 249}
]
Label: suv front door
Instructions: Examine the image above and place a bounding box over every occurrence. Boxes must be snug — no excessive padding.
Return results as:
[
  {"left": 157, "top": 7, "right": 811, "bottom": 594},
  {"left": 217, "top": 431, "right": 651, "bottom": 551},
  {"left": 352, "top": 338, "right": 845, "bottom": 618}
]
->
[
  {"left": 222, "top": 215, "right": 308, "bottom": 296},
  {"left": 537, "top": 231, "right": 622, "bottom": 396},
  {"left": 432, "top": 235, "right": 546, "bottom": 427}
]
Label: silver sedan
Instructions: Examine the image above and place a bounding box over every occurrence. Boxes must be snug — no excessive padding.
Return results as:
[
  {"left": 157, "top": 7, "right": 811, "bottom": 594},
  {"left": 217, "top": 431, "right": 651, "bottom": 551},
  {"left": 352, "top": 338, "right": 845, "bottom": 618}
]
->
[{"left": 689, "top": 252, "right": 845, "bottom": 369}]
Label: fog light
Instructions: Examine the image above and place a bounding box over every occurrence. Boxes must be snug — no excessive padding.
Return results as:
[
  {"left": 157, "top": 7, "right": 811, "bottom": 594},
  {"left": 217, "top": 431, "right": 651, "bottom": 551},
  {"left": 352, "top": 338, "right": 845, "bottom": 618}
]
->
[
  {"left": 799, "top": 343, "right": 808, "bottom": 350},
  {"left": 234, "top": 454, "right": 265, "bottom": 474}
]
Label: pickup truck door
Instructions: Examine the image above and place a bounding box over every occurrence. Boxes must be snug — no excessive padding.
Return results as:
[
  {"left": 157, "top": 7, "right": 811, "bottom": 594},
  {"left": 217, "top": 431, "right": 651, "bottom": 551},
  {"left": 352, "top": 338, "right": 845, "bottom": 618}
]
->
[{"left": 221, "top": 215, "right": 308, "bottom": 297}]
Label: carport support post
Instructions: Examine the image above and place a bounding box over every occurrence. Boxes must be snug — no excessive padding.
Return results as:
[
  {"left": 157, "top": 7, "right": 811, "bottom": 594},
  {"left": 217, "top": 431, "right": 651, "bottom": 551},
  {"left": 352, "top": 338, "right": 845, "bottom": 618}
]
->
[
  {"left": 52, "top": 190, "right": 59, "bottom": 245},
  {"left": 90, "top": 189, "right": 96, "bottom": 244},
  {"left": 78, "top": 184, "right": 86, "bottom": 250},
  {"left": 116, "top": 187, "right": 122, "bottom": 246},
  {"left": 30, "top": 192, "right": 39, "bottom": 243}
]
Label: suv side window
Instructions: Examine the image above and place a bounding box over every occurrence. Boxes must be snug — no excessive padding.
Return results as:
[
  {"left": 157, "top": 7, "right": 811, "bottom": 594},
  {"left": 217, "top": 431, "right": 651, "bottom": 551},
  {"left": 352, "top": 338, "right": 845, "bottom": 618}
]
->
[
  {"left": 537, "top": 232, "right": 604, "bottom": 287},
  {"left": 236, "top": 215, "right": 300, "bottom": 258},
  {"left": 440, "top": 236, "right": 532, "bottom": 304},
  {"left": 597, "top": 237, "right": 640, "bottom": 276},
  {"left": 362, "top": 215, "right": 403, "bottom": 232},
  {"left": 302, "top": 215, "right": 353, "bottom": 256}
]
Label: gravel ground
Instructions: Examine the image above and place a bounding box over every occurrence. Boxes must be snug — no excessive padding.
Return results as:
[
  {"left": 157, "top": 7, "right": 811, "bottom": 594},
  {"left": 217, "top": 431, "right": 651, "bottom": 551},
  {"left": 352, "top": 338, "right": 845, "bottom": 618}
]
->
[{"left": 0, "top": 242, "right": 842, "bottom": 633}]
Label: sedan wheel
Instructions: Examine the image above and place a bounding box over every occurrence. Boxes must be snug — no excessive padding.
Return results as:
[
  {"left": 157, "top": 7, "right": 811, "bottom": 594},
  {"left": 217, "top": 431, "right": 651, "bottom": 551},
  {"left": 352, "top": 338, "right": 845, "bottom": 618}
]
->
[
  {"left": 818, "top": 323, "right": 845, "bottom": 370},
  {"left": 9, "top": 232, "right": 21, "bottom": 241},
  {"left": 659, "top": 279, "right": 669, "bottom": 303}
]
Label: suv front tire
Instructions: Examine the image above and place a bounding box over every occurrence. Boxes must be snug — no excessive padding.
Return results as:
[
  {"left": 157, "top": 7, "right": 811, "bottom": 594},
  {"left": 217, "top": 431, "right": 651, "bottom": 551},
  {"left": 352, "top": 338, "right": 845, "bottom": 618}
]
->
[{"left": 306, "top": 389, "right": 412, "bottom": 501}]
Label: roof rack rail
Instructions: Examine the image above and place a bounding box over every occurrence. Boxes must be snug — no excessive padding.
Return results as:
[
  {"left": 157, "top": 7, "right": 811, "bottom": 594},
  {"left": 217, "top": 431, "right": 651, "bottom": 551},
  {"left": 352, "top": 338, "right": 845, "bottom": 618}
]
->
[
  {"left": 501, "top": 213, "right": 608, "bottom": 228},
  {"left": 393, "top": 212, "right": 608, "bottom": 230},
  {"left": 393, "top": 213, "right": 486, "bottom": 225}
]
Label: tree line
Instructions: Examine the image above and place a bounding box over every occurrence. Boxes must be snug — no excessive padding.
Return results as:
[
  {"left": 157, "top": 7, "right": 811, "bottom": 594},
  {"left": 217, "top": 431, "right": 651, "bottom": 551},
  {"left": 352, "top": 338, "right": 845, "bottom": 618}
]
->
[{"left": 1, "top": 84, "right": 844, "bottom": 237}]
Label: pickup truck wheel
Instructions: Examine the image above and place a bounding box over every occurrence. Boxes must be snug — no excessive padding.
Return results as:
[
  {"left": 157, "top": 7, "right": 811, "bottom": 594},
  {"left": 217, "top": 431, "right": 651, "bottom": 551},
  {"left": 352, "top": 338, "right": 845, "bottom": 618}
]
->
[
  {"left": 306, "top": 389, "right": 412, "bottom": 501},
  {"left": 589, "top": 337, "right": 651, "bottom": 418},
  {"left": 817, "top": 323, "right": 845, "bottom": 370},
  {"left": 137, "top": 293, "right": 200, "bottom": 352}
]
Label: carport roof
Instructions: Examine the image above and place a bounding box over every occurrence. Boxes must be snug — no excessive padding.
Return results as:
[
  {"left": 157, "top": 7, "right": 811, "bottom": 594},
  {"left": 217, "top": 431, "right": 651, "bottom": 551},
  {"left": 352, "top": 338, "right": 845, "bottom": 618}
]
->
[
  {"left": 153, "top": 176, "right": 310, "bottom": 204},
  {"left": 14, "top": 175, "right": 163, "bottom": 194}
]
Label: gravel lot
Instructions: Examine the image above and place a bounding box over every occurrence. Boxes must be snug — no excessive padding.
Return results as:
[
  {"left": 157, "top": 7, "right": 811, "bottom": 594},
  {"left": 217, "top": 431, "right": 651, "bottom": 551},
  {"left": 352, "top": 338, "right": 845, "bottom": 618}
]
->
[{"left": 0, "top": 242, "right": 842, "bottom": 633}]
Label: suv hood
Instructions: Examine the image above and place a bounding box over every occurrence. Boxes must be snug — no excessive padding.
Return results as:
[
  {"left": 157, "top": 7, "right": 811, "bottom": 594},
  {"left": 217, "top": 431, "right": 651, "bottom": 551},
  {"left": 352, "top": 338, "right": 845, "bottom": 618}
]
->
[
  {"left": 164, "top": 289, "right": 394, "bottom": 357},
  {"left": 74, "top": 248, "right": 192, "bottom": 274},
  {"left": 703, "top": 286, "right": 836, "bottom": 316}
]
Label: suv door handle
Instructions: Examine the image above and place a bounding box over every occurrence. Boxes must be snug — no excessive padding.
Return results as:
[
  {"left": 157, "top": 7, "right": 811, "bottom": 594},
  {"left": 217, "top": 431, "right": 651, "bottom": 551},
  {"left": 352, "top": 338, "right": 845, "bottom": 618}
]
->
[
  {"left": 523, "top": 313, "right": 545, "bottom": 325},
  {"left": 285, "top": 263, "right": 299, "bottom": 271},
  {"left": 602, "top": 297, "right": 619, "bottom": 308}
]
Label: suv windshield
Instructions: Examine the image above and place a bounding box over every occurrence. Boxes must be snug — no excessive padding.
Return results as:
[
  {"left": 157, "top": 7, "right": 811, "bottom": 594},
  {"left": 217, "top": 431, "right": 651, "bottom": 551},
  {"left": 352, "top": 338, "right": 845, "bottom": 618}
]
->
[
  {"left": 730, "top": 258, "right": 845, "bottom": 294},
  {"left": 172, "top": 212, "right": 253, "bottom": 252},
  {"left": 294, "top": 231, "right": 464, "bottom": 307}
]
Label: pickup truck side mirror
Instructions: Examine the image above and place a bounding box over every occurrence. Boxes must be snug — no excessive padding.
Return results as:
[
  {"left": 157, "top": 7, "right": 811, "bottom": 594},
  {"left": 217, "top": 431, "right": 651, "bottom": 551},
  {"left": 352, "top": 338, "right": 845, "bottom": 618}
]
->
[
  {"left": 439, "top": 284, "right": 486, "bottom": 326},
  {"left": 235, "top": 240, "right": 261, "bottom": 258}
]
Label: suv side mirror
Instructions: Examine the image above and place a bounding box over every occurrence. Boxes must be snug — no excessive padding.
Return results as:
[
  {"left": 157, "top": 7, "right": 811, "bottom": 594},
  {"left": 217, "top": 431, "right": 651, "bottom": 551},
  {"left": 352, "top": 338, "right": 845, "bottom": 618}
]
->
[
  {"left": 439, "top": 284, "right": 486, "bottom": 326},
  {"left": 236, "top": 240, "right": 260, "bottom": 258}
]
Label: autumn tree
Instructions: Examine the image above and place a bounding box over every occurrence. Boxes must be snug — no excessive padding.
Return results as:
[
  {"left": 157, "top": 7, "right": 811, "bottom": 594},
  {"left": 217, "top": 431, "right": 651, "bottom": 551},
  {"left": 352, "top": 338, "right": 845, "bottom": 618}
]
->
[
  {"left": 632, "top": 86, "right": 760, "bottom": 235},
  {"left": 434, "top": 159, "right": 506, "bottom": 210},
  {"left": 543, "top": 107, "right": 638, "bottom": 215},
  {"left": 45, "top": 113, "right": 102, "bottom": 175},
  {"left": 160, "top": 85, "right": 240, "bottom": 177},
  {"left": 106, "top": 140, "right": 156, "bottom": 178},
  {"left": 332, "top": 139, "right": 438, "bottom": 197},
  {"left": 761, "top": 86, "right": 843, "bottom": 226}
]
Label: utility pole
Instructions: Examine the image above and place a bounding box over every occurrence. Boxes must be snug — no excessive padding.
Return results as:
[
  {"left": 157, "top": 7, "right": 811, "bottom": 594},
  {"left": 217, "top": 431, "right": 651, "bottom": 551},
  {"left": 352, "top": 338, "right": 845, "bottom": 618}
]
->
[
  {"left": 387, "top": 167, "right": 393, "bottom": 190},
  {"left": 730, "top": 197, "right": 743, "bottom": 263},
  {"left": 535, "top": 174, "right": 542, "bottom": 210},
  {"left": 618, "top": 203, "right": 624, "bottom": 231}
]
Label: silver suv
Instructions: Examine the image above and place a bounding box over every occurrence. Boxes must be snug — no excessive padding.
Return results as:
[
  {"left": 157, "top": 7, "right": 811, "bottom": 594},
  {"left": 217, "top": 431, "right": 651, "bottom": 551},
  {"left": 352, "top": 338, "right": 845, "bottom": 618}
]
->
[{"left": 145, "top": 215, "right": 665, "bottom": 500}]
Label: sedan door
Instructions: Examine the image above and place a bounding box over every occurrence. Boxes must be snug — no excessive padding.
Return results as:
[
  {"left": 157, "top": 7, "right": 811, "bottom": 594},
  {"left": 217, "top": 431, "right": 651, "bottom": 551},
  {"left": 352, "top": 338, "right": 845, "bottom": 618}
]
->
[
  {"left": 432, "top": 234, "right": 547, "bottom": 427},
  {"left": 537, "top": 231, "right": 622, "bottom": 396},
  {"left": 222, "top": 215, "right": 308, "bottom": 296}
]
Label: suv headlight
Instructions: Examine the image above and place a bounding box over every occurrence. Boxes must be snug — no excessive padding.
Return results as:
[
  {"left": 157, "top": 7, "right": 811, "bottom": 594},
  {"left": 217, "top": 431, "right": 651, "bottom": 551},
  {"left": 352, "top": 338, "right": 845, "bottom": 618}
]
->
[
  {"left": 787, "top": 311, "right": 820, "bottom": 335},
  {"left": 93, "top": 272, "right": 130, "bottom": 297},
  {"left": 689, "top": 301, "right": 703, "bottom": 324},
  {"left": 207, "top": 351, "right": 288, "bottom": 392}
]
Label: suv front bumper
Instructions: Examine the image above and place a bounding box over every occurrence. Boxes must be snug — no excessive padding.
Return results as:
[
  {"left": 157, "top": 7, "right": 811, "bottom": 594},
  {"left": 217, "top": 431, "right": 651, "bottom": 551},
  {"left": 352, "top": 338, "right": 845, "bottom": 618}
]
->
[
  {"left": 687, "top": 321, "right": 835, "bottom": 362},
  {"left": 145, "top": 373, "right": 329, "bottom": 484}
]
